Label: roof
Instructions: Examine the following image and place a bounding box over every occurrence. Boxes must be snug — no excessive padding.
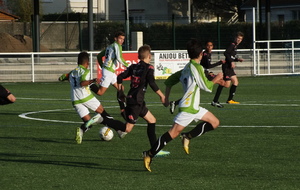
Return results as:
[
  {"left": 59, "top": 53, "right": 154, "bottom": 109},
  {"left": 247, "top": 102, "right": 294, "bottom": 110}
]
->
[
  {"left": 0, "top": 10, "right": 20, "bottom": 21},
  {"left": 241, "top": 0, "right": 300, "bottom": 9}
]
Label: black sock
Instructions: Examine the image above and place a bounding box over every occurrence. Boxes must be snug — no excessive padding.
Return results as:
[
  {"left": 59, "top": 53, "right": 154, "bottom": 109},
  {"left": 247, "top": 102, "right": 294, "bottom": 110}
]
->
[
  {"left": 213, "top": 85, "right": 224, "bottom": 102},
  {"left": 147, "top": 123, "right": 157, "bottom": 146},
  {"left": 101, "top": 111, "right": 126, "bottom": 132},
  {"left": 228, "top": 85, "right": 237, "bottom": 101},
  {"left": 0, "top": 98, "right": 13, "bottom": 105},
  {"left": 185, "top": 122, "right": 214, "bottom": 139},
  {"left": 90, "top": 84, "right": 99, "bottom": 94},
  {"left": 149, "top": 132, "right": 172, "bottom": 157},
  {"left": 175, "top": 98, "right": 181, "bottom": 105},
  {"left": 117, "top": 91, "right": 126, "bottom": 110}
]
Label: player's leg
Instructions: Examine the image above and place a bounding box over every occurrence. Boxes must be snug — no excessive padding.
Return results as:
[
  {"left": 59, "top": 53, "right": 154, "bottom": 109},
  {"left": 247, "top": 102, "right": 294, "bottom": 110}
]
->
[
  {"left": 181, "top": 108, "right": 218, "bottom": 154},
  {"left": 227, "top": 75, "right": 239, "bottom": 104},
  {"left": 143, "top": 122, "right": 183, "bottom": 171}
]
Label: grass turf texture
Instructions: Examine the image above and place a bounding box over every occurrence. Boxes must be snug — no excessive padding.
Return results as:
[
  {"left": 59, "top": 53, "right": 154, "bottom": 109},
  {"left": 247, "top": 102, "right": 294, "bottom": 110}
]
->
[{"left": 1, "top": 76, "right": 300, "bottom": 190}]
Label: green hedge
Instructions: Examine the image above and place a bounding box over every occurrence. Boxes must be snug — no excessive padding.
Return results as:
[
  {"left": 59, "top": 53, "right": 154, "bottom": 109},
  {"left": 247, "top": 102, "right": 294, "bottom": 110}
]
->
[{"left": 93, "top": 20, "right": 300, "bottom": 50}]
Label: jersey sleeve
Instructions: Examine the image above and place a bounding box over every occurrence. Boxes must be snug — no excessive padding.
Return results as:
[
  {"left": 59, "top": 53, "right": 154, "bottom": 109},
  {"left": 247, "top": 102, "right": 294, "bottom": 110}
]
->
[
  {"left": 115, "top": 43, "right": 129, "bottom": 67},
  {"left": 117, "top": 66, "right": 131, "bottom": 84},
  {"left": 190, "top": 61, "right": 213, "bottom": 92},
  {"left": 97, "top": 49, "right": 106, "bottom": 68},
  {"left": 164, "top": 70, "right": 182, "bottom": 87},
  {"left": 147, "top": 65, "right": 159, "bottom": 92}
]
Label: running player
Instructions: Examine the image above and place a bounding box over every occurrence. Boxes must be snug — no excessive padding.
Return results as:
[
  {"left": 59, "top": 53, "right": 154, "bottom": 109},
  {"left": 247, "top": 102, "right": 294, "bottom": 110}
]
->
[{"left": 142, "top": 39, "right": 224, "bottom": 172}]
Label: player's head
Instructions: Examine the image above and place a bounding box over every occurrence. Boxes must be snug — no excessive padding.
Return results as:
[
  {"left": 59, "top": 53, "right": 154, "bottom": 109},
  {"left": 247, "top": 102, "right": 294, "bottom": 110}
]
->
[
  {"left": 77, "top": 51, "right": 89, "bottom": 66},
  {"left": 187, "top": 38, "right": 203, "bottom": 60},
  {"left": 114, "top": 31, "right": 125, "bottom": 45},
  {"left": 235, "top": 32, "right": 244, "bottom": 45},
  {"left": 138, "top": 44, "right": 151, "bottom": 60},
  {"left": 205, "top": 40, "right": 214, "bottom": 53}
]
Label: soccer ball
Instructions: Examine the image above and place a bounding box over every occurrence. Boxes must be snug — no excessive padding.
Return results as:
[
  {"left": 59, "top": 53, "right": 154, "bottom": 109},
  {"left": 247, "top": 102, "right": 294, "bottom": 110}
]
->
[{"left": 99, "top": 126, "right": 114, "bottom": 141}]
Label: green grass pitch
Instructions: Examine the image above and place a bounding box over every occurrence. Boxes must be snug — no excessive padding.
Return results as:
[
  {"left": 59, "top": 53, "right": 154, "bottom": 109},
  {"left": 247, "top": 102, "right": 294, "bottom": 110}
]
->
[{"left": 1, "top": 76, "right": 300, "bottom": 190}]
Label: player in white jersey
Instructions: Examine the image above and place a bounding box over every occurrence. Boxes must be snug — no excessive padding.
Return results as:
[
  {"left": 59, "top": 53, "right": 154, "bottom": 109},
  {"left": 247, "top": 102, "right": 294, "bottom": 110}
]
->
[
  {"left": 69, "top": 52, "right": 126, "bottom": 144},
  {"left": 142, "top": 39, "right": 225, "bottom": 172},
  {"left": 96, "top": 31, "right": 128, "bottom": 117}
]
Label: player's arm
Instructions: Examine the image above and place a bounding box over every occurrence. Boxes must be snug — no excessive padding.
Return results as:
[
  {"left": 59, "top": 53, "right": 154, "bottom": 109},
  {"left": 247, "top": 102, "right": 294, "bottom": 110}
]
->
[
  {"left": 58, "top": 72, "right": 71, "bottom": 81},
  {"left": 164, "top": 69, "right": 182, "bottom": 87},
  {"left": 115, "top": 43, "right": 128, "bottom": 67},
  {"left": 191, "top": 62, "right": 214, "bottom": 92},
  {"left": 117, "top": 67, "right": 131, "bottom": 101},
  {"left": 147, "top": 65, "right": 166, "bottom": 105},
  {"left": 97, "top": 49, "right": 106, "bottom": 68}
]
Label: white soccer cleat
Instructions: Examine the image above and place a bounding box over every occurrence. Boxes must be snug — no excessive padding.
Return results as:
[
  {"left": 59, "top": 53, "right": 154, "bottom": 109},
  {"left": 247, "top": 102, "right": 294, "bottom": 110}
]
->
[
  {"left": 117, "top": 130, "right": 127, "bottom": 138},
  {"left": 85, "top": 114, "right": 103, "bottom": 128}
]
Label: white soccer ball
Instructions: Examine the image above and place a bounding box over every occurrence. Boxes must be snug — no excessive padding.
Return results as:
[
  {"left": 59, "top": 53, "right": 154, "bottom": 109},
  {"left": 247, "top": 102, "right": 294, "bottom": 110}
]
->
[{"left": 99, "top": 126, "right": 114, "bottom": 141}]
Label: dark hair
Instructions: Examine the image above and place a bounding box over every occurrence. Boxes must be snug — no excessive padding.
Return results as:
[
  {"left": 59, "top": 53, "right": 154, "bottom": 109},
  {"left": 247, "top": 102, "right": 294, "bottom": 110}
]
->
[
  {"left": 138, "top": 44, "right": 151, "bottom": 59},
  {"left": 186, "top": 38, "right": 203, "bottom": 59},
  {"left": 205, "top": 40, "right": 214, "bottom": 46},
  {"left": 115, "top": 31, "right": 125, "bottom": 38},
  {"left": 236, "top": 31, "right": 244, "bottom": 38},
  {"left": 77, "top": 51, "right": 89, "bottom": 65}
]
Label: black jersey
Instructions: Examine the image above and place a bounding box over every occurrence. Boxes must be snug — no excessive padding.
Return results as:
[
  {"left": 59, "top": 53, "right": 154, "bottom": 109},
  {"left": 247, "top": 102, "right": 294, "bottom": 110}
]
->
[
  {"left": 223, "top": 42, "right": 239, "bottom": 69},
  {"left": 117, "top": 61, "right": 159, "bottom": 105},
  {"left": 201, "top": 50, "right": 222, "bottom": 69}
]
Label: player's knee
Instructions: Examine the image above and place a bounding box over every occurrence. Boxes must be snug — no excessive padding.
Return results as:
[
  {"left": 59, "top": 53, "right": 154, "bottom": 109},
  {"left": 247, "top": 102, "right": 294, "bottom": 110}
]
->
[{"left": 211, "top": 119, "right": 220, "bottom": 129}]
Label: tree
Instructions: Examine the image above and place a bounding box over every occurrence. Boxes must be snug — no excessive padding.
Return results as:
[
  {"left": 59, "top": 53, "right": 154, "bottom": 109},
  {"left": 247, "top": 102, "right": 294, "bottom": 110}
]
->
[
  {"left": 192, "top": 0, "right": 245, "bottom": 21},
  {"left": 7, "top": 0, "right": 42, "bottom": 22}
]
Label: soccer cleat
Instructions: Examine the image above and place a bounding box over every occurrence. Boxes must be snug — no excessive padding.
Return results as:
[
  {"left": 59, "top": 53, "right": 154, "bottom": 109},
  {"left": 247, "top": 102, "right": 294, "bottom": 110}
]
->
[
  {"left": 117, "top": 130, "right": 127, "bottom": 138},
  {"left": 169, "top": 101, "right": 176, "bottom": 114},
  {"left": 227, "top": 100, "right": 240, "bottom": 104},
  {"left": 142, "top": 151, "right": 152, "bottom": 172},
  {"left": 85, "top": 114, "right": 103, "bottom": 128},
  {"left": 155, "top": 150, "right": 170, "bottom": 158},
  {"left": 75, "top": 127, "right": 83, "bottom": 144},
  {"left": 180, "top": 133, "right": 190, "bottom": 154},
  {"left": 211, "top": 101, "right": 224, "bottom": 108}
]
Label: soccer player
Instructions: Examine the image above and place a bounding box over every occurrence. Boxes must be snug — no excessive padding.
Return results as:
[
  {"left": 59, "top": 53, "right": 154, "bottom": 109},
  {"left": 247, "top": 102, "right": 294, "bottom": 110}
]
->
[
  {"left": 117, "top": 44, "right": 170, "bottom": 157},
  {"left": 0, "top": 84, "right": 16, "bottom": 105},
  {"left": 211, "top": 32, "right": 244, "bottom": 108},
  {"left": 67, "top": 51, "right": 126, "bottom": 144},
  {"left": 96, "top": 31, "right": 128, "bottom": 114},
  {"left": 169, "top": 40, "right": 225, "bottom": 113},
  {"left": 142, "top": 39, "right": 225, "bottom": 172}
]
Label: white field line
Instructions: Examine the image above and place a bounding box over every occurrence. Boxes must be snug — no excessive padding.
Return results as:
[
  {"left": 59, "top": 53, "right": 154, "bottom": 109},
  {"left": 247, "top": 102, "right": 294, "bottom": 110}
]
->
[{"left": 17, "top": 97, "right": 300, "bottom": 127}]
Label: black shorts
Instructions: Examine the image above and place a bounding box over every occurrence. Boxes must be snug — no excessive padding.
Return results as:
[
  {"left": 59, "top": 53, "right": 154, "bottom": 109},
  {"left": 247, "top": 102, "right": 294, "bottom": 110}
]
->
[
  {"left": 125, "top": 101, "right": 149, "bottom": 124},
  {"left": 222, "top": 64, "right": 236, "bottom": 81},
  {"left": 0, "top": 85, "right": 11, "bottom": 98}
]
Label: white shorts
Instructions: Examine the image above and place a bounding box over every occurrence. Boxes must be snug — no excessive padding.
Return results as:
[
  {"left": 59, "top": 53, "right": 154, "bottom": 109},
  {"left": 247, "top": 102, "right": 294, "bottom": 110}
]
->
[
  {"left": 100, "top": 68, "right": 117, "bottom": 88},
  {"left": 73, "top": 97, "right": 101, "bottom": 118},
  {"left": 174, "top": 107, "right": 208, "bottom": 127}
]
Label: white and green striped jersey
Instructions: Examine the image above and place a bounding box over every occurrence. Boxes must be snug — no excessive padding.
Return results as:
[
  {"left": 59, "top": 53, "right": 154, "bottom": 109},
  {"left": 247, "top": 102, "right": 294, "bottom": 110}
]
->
[
  {"left": 179, "top": 60, "right": 214, "bottom": 114},
  {"left": 69, "top": 65, "right": 94, "bottom": 105},
  {"left": 100, "top": 42, "right": 128, "bottom": 73}
]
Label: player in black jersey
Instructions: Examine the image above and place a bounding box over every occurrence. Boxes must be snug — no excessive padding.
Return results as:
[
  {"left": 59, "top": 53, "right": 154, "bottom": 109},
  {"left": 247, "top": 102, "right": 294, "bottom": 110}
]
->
[
  {"left": 117, "top": 44, "right": 170, "bottom": 157},
  {"left": 0, "top": 84, "right": 16, "bottom": 106},
  {"left": 211, "top": 32, "right": 244, "bottom": 108}
]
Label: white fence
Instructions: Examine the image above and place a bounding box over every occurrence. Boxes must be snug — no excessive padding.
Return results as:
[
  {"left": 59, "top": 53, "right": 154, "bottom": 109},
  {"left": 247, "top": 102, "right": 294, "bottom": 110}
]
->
[{"left": 0, "top": 48, "right": 299, "bottom": 82}]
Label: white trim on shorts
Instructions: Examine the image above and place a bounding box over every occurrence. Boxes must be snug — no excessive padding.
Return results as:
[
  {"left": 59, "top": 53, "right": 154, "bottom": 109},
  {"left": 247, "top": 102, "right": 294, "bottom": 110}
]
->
[
  {"left": 73, "top": 97, "right": 101, "bottom": 118},
  {"left": 174, "top": 107, "right": 208, "bottom": 127},
  {"left": 100, "top": 68, "right": 117, "bottom": 88}
]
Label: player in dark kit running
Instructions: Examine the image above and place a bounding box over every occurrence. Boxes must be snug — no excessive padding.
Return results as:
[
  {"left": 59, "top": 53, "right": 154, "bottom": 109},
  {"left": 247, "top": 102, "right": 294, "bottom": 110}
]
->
[
  {"left": 0, "top": 84, "right": 16, "bottom": 105},
  {"left": 117, "top": 44, "right": 170, "bottom": 157},
  {"left": 211, "top": 32, "right": 244, "bottom": 108}
]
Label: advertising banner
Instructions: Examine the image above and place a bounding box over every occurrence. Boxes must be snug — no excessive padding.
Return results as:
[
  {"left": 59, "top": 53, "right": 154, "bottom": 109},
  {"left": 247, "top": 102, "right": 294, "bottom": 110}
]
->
[
  {"left": 154, "top": 51, "right": 189, "bottom": 79},
  {"left": 97, "top": 52, "right": 139, "bottom": 80}
]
